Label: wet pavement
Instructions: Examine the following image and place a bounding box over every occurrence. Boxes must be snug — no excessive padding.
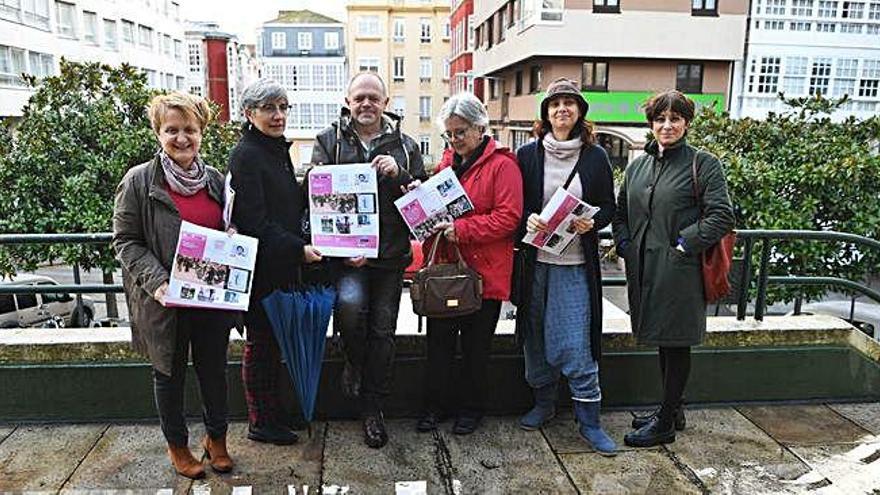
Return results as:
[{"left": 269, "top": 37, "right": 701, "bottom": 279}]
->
[{"left": 1, "top": 403, "right": 878, "bottom": 494}]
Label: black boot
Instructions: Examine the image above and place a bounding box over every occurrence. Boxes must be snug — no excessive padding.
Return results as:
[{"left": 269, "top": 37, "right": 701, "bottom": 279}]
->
[
  {"left": 631, "top": 406, "right": 686, "bottom": 431},
  {"left": 247, "top": 423, "right": 298, "bottom": 445},
  {"left": 363, "top": 413, "right": 388, "bottom": 448},
  {"left": 624, "top": 414, "right": 676, "bottom": 448}
]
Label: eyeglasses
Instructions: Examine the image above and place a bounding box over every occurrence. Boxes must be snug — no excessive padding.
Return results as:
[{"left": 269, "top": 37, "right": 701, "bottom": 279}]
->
[
  {"left": 257, "top": 103, "right": 291, "bottom": 114},
  {"left": 441, "top": 127, "right": 472, "bottom": 142}
]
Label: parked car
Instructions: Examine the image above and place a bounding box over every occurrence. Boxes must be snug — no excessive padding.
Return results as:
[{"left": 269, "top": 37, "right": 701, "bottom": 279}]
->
[
  {"left": 785, "top": 299, "right": 880, "bottom": 339},
  {"left": 0, "top": 275, "right": 95, "bottom": 328}
]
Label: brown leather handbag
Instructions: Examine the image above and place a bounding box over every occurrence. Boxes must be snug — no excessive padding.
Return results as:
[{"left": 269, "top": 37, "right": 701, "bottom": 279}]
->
[
  {"left": 410, "top": 235, "right": 483, "bottom": 318},
  {"left": 691, "top": 151, "right": 736, "bottom": 303}
]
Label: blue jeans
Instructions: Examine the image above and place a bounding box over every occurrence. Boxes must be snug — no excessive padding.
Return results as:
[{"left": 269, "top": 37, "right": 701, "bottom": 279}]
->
[{"left": 523, "top": 262, "right": 601, "bottom": 402}]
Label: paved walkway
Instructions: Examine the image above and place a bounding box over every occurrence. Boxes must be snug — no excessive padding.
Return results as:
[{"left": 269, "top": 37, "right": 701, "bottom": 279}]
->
[{"left": 1, "top": 403, "right": 878, "bottom": 494}]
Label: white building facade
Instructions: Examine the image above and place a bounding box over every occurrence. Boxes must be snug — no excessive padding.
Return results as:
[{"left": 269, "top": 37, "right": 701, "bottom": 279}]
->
[
  {"left": 1, "top": 0, "right": 188, "bottom": 119},
  {"left": 734, "top": 0, "right": 880, "bottom": 120}
]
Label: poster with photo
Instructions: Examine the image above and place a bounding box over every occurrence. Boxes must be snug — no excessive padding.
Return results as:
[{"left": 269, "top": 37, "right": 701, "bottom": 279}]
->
[
  {"left": 309, "top": 163, "right": 380, "bottom": 258},
  {"left": 522, "top": 187, "right": 600, "bottom": 256},
  {"left": 393, "top": 167, "right": 475, "bottom": 242},
  {"left": 165, "top": 221, "right": 258, "bottom": 311}
]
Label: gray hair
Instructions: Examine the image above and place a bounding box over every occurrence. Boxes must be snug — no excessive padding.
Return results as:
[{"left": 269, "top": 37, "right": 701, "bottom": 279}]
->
[
  {"left": 240, "top": 78, "right": 287, "bottom": 113},
  {"left": 435, "top": 92, "right": 489, "bottom": 131}
]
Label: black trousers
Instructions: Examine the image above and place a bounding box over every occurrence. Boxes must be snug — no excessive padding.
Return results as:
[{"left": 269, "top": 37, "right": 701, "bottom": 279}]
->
[
  {"left": 424, "top": 299, "right": 502, "bottom": 417},
  {"left": 658, "top": 346, "right": 691, "bottom": 424},
  {"left": 153, "top": 310, "right": 231, "bottom": 446}
]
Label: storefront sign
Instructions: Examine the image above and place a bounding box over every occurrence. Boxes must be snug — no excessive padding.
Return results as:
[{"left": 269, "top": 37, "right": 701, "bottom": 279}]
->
[{"left": 537, "top": 91, "right": 725, "bottom": 123}]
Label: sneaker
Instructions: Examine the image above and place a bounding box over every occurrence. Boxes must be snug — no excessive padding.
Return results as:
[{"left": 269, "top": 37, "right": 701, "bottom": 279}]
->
[
  {"left": 363, "top": 413, "right": 388, "bottom": 448},
  {"left": 452, "top": 415, "right": 482, "bottom": 435},
  {"left": 247, "top": 423, "right": 298, "bottom": 445}
]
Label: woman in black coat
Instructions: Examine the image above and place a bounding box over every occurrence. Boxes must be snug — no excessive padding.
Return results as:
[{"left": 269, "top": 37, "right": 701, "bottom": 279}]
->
[{"left": 229, "top": 79, "right": 322, "bottom": 445}]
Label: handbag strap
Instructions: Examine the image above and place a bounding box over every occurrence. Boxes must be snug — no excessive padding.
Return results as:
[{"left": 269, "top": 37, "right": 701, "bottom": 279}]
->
[
  {"left": 425, "top": 233, "right": 467, "bottom": 268},
  {"left": 563, "top": 162, "right": 579, "bottom": 191}
]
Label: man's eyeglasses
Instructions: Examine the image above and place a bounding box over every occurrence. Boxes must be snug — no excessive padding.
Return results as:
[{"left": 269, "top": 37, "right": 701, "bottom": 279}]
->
[
  {"left": 257, "top": 103, "right": 291, "bottom": 114},
  {"left": 441, "top": 127, "right": 472, "bottom": 142}
]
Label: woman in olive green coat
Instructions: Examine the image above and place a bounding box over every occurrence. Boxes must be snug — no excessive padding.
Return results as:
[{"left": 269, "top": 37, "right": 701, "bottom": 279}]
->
[{"left": 612, "top": 90, "right": 734, "bottom": 448}]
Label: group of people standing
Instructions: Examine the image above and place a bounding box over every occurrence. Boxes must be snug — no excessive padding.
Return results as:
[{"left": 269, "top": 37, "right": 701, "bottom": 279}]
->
[{"left": 112, "top": 71, "right": 734, "bottom": 478}]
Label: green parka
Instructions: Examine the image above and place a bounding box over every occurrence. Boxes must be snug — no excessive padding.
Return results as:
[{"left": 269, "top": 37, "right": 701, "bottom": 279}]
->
[{"left": 612, "top": 139, "right": 734, "bottom": 346}]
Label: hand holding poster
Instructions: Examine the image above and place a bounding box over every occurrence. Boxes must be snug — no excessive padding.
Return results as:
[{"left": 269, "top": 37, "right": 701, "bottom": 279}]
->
[
  {"left": 309, "top": 163, "right": 380, "bottom": 258},
  {"left": 523, "top": 187, "right": 600, "bottom": 256},
  {"left": 394, "top": 167, "right": 474, "bottom": 242},
  {"left": 166, "top": 221, "right": 258, "bottom": 311}
]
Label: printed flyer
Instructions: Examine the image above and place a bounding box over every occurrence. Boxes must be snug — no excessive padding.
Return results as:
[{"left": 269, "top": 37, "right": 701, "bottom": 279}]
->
[
  {"left": 309, "top": 163, "right": 380, "bottom": 258},
  {"left": 394, "top": 167, "right": 474, "bottom": 242},
  {"left": 165, "top": 221, "right": 258, "bottom": 311},
  {"left": 522, "top": 187, "right": 600, "bottom": 256}
]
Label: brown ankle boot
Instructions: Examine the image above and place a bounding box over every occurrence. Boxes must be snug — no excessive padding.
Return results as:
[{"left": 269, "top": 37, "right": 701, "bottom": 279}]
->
[
  {"left": 167, "top": 444, "right": 205, "bottom": 479},
  {"left": 203, "top": 434, "right": 233, "bottom": 473}
]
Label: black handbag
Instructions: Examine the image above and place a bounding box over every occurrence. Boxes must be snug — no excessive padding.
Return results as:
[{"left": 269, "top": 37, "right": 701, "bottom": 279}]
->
[{"left": 410, "top": 236, "right": 483, "bottom": 318}]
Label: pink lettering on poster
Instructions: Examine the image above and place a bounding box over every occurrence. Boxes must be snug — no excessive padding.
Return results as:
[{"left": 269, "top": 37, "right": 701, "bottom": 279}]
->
[
  {"left": 311, "top": 173, "right": 333, "bottom": 195},
  {"left": 312, "top": 234, "right": 379, "bottom": 249},
  {"left": 400, "top": 200, "right": 428, "bottom": 225},
  {"left": 178, "top": 232, "right": 206, "bottom": 258}
]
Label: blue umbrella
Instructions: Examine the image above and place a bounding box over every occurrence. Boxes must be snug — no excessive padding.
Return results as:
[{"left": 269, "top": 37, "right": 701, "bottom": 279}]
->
[{"left": 262, "top": 285, "right": 336, "bottom": 432}]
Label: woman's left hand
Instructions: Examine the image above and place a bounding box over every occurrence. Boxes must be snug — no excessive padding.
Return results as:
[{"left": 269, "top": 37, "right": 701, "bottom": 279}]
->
[
  {"left": 570, "top": 217, "right": 595, "bottom": 235},
  {"left": 433, "top": 221, "right": 458, "bottom": 243},
  {"left": 372, "top": 155, "right": 399, "bottom": 178}
]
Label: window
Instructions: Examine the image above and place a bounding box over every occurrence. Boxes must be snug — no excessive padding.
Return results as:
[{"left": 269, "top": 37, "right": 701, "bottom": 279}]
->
[
  {"left": 174, "top": 39, "right": 182, "bottom": 60},
  {"left": 419, "top": 135, "right": 431, "bottom": 156},
  {"left": 693, "top": 0, "right": 718, "bottom": 15},
  {"left": 9, "top": 0, "right": 51, "bottom": 30},
  {"left": 870, "top": 1, "right": 880, "bottom": 18},
  {"left": 419, "top": 96, "right": 431, "bottom": 121},
  {"left": 498, "top": 10, "right": 506, "bottom": 43},
  {"left": 420, "top": 18, "right": 431, "bottom": 43},
  {"left": 0, "top": 45, "right": 26, "bottom": 86},
  {"left": 103, "top": 19, "right": 117, "bottom": 50},
  {"left": 188, "top": 42, "right": 201, "bottom": 72},
  {"left": 541, "top": 0, "right": 563, "bottom": 21},
  {"left": 324, "top": 32, "right": 339, "bottom": 50},
  {"left": 511, "top": 129, "right": 532, "bottom": 150},
  {"left": 833, "top": 77, "right": 855, "bottom": 96},
  {"left": 790, "top": 21, "right": 813, "bottom": 30},
  {"left": 358, "top": 57, "right": 379, "bottom": 73},
  {"left": 55, "top": 1, "right": 76, "bottom": 37},
  {"left": 808, "top": 58, "right": 832, "bottom": 95},
  {"left": 271, "top": 32, "right": 286, "bottom": 50},
  {"left": 82, "top": 11, "right": 98, "bottom": 44},
  {"left": 0, "top": 295, "right": 14, "bottom": 314},
  {"left": 393, "top": 18, "right": 405, "bottom": 42},
  {"left": 176, "top": 76, "right": 184, "bottom": 90},
  {"left": 298, "top": 32, "right": 312, "bottom": 50},
  {"left": 358, "top": 15, "right": 380, "bottom": 37},
  {"left": 164, "top": 73, "right": 174, "bottom": 89},
  {"left": 313, "top": 65, "right": 325, "bottom": 90},
  {"left": 582, "top": 61, "right": 608, "bottom": 91},
  {"left": 515, "top": 70, "right": 523, "bottom": 95},
  {"left": 467, "top": 15, "right": 475, "bottom": 50},
  {"left": 859, "top": 60, "right": 880, "bottom": 97},
  {"left": 791, "top": 0, "right": 815, "bottom": 15},
  {"left": 529, "top": 65, "right": 542, "bottom": 93},
  {"left": 121, "top": 20, "right": 134, "bottom": 44},
  {"left": 393, "top": 56, "right": 404, "bottom": 81},
  {"left": 816, "top": 21, "right": 837, "bottom": 30},
  {"left": 138, "top": 25, "right": 153, "bottom": 49},
  {"left": 392, "top": 96, "right": 406, "bottom": 116},
  {"left": 171, "top": 0, "right": 179, "bottom": 19},
  {"left": 489, "top": 78, "right": 498, "bottom": 99},
  {"left": 765, "top": 0, "right": 788, "bottom": 14},
  {"left": 594, "top": 0, "right": 620, "bottom": 14},
  {"left": 748, "top": 56, "right": 781, "bottom": 94},
  {"left": 443, "top": 57, "right": 450, "bottom": 80},
  {"left": 842, "top": 1, "right": 865, "bottom": 17},
  {"left": 27, "top": 51, "right": 52, "bottom": 78},
  {"left": 818, "top": 0, "right": 838, "bottom": 17},
  {"left": 783, "top": 56, "right": 808, "bottom": 95},
  {"left": 162, "top": 34, "right": 171, "bottom": 55},
  {"left": 676, "top": 63, "right": 703, "bottom": 93},
  {"left": 841, "top": 22, "right": 863, "bottom": 31},
  {"left": 16, "top": 294, "right": 36, "bottom": 310},
  {"left": 764, "top": 20, "right": 785, "bottom": 29},
  {"left": 443, "top": 20, "right": 450, "bottom": 39},
  {"left": 486, "top": 18, "right": 494, "bottom": 48},
  {"left": 419, "top": 57, "right": 432, "bottom": 82}
]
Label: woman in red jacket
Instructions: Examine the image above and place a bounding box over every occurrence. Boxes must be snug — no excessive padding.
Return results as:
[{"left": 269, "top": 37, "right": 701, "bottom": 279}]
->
[{"left": 415, "top": 92, "right": 523, "bottom": 435}]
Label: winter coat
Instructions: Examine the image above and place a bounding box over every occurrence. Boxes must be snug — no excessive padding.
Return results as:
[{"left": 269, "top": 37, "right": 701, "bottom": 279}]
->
[
  {"left": 512, "top": 140, "right": 616, "bottom": 362},
  {"left": 310, "top": 108, "right": 427, "bottom": 270},
  {"left": 113, "top": 156, "right": 236, "bottom": 376},
  {"left": 229, "top": 124, "right": 308, "bottom": 302},
  {"left": 612, "top": 139, "right": 735, "bottom": 346},
  {"left": 424, "top": 138, "right": 523, "bottom": 301}
]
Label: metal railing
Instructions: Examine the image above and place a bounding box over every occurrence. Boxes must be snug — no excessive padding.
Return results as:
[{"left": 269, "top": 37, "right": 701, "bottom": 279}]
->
[{"left": 1, "top": 230, "right": 879, "bottom": 328}]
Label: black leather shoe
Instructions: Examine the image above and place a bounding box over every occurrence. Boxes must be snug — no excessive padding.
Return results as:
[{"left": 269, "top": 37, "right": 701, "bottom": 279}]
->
[
  {"left": 452, "top": 415, "right": 482, "bottom": 435},
  {"left": 416, "top": 411, "right": 448, "bottom": 433},
  {"left": 247, "top": 423, "right": 298, "bottom": 445},
  {"left": 631, "top": 407, "right": 686, "bottom": 431},
  {"left": 624, "top": 417, "right": 676, "bottom": 448},
  {"left": 363, "top": 414, "right": 388, "bottom": 448}
]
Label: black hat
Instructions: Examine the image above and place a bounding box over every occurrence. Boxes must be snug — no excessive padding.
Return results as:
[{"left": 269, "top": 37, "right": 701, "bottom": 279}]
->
[{"left": 540, "top": 77, "right": 589, "bottom": 122}]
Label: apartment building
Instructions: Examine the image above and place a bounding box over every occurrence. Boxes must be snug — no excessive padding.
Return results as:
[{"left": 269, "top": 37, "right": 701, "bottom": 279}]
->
[
  {"left": 257, "top": 10, "right": 346, "bottom": 167},
  {"left": 449, "top": 0, "right": 482, "bottom": 99},
  {"left": 347, "top": 0, "right": 451, "bottom": 169},
  {"left": 734, "top": 0, "right": 880, "bottom": 120},
  {"left": 472, "top": 0, "right": 748, "bottom": 168},
  {"left": 1, "top": 0, "right": 187, "bottom": 120},
  {"left": 185, "top": 21, "right": 244, "bottom": 122}
]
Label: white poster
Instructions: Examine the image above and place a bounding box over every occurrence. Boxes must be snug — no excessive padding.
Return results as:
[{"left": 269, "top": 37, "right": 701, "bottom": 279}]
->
[
  {"left": 394, "top": 167, "right": 474, "bottom": 242},
  {"left": 308, "top": 163, "right": 380, "bottom": 258},
  {"left": 165, "top": 221, "right": 258, "bottom": 311},
  {"left": 523, "top": 187, "right": 600, "bottom": 256}
]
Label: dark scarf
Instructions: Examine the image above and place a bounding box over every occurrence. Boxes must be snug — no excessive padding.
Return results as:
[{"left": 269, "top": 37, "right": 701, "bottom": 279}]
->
[{"left": 452, "top": 136, "right": 490, "bottom": 178}]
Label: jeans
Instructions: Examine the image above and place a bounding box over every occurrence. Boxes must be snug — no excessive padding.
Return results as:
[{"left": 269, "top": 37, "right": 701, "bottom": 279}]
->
[
  {"left": 425, "top": 299, "right": 502, "bottom": 417},
  {"left": 523, "top": 262, "right": 601, "bottom": 402},
  {"left": 335, "top": 265, "right": 404, "bottom": 414},
  {"left": 153, "top": 310, "right": 231, "bottom": 446}
]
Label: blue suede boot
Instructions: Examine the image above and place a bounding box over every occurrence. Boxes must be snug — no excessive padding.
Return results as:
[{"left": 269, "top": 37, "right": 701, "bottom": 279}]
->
[
  {"left": 519, "top": 382, "right": 558, "bottom": 431},
  {"left": 573, "top": 400, "right": 617, "bottom": 457}
]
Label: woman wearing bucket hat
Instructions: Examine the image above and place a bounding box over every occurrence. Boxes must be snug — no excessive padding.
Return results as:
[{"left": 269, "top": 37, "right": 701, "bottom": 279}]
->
[{"left": 513, "top": 77, "right": 617, "bottom": 456}]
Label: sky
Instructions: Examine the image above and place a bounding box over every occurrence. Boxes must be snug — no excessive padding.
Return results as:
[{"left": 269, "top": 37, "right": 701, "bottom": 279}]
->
[{"left": 181, "top": 0, "right": 348, "bottom": 44}]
